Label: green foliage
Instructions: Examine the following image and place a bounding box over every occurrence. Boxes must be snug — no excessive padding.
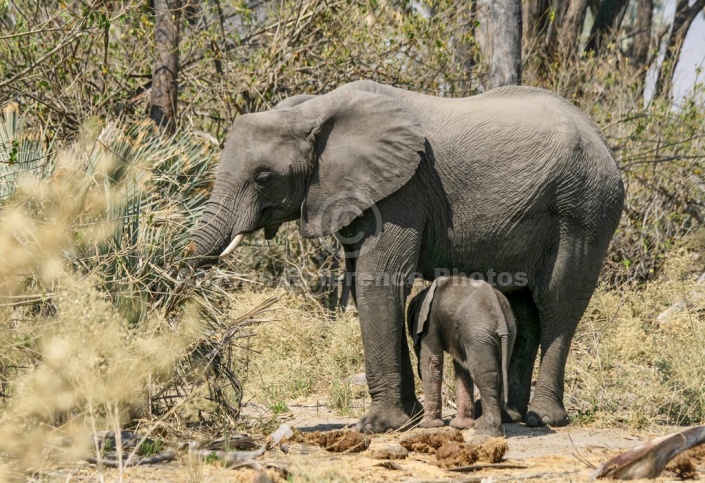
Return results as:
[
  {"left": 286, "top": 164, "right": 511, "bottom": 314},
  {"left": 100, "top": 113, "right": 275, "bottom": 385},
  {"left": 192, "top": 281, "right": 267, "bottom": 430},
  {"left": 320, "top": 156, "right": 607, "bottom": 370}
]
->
[
  {"left": 204, "top": 451, "right": 219, "bottom": 465},
  {"left": 138, "top": 438, "right": 165, "bottom": 456},
  {"left": 0, "top": 106, "right": 221, "bottom": 320},
  {"left": 271, "top": 400, "right": 289, "bottom": 415},
  {"left": 81, "top": 121, "right": 219, "bottom": 322}
]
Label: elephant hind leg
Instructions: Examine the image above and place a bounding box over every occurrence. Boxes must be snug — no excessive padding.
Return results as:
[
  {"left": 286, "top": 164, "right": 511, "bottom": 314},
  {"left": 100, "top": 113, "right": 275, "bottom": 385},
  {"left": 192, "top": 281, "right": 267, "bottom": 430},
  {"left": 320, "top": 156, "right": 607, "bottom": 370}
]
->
[
  {"left": 527, "top": 238, "right": 604, "bottom": 427},
  {"left": 450, "top": 360, "right": 475, "bottom": 429},
  {"left": 505, "top": 290, "right": 540, "bottom": 423}
]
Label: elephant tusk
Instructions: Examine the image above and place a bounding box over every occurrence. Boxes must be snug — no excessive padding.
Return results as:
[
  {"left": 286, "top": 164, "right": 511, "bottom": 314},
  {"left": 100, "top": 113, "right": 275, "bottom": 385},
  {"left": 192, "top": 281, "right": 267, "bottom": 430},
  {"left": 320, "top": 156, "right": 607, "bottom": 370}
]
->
[{"left": 220, "top": 233, "right": 245, "bottom": 258}]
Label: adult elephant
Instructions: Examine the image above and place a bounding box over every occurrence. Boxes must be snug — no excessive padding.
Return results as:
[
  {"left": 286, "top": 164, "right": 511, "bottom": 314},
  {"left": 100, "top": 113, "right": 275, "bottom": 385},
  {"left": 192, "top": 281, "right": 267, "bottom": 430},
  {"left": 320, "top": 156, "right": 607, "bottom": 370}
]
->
[{"left": 184, "top": 80, "right": 624, "bottom": 432}]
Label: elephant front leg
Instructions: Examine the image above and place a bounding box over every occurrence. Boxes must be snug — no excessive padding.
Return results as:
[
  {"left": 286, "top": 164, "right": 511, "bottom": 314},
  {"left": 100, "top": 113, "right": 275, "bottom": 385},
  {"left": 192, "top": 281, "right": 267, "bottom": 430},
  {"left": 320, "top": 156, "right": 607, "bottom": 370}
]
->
[
  {"left": 450, "top": 361, "right": 475, "bottom": 429},
  {"left": 354, "top": 271, "right": 421, "bottom": 433},
  {"left": 419, "top": 343, "right": 444, "bottom": 428}
]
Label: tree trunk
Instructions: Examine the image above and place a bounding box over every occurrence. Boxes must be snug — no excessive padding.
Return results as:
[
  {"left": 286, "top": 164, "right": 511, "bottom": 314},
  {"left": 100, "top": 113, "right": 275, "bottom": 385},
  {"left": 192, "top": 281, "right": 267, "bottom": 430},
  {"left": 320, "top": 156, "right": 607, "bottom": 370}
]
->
[
  {"left": 558, "top": 0, "right": 590, "bottom": 60},
  {"left": 490, "top": 0, "right": 522, "bottom": 88},
  {"left": 543, "top": 0, "right": 569, "bottom": 60},
  {"left": 454, "top": 0, "right": 479, "bottom": 89},
  {"left": 655, "top": 0, "right": 705, "bottom": 99},
  {"left": 629, "top": 0, "right": 653, "bottom": 89},
  {"left": 585, "top": 0, "right": 629, "bottom": 54},
  {"left": 523, "top": 0, "right": 551, "bottom": 56},
  {"left": 150, "top": 0, "right": 181, "bottom": 136}
]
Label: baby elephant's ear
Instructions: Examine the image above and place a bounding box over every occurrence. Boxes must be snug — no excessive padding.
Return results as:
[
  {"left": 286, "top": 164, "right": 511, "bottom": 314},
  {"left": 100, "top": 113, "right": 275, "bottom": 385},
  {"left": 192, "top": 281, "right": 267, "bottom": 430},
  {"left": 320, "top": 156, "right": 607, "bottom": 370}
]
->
[{"left": 414, "top": 280, "right": 442, "bottom": 345}]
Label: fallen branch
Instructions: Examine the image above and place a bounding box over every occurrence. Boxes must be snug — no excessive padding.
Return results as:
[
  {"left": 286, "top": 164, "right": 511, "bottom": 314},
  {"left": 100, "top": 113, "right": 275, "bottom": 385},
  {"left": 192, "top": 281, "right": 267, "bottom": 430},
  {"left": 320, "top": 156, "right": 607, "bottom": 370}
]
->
[
  {"left": 86, "top": 449, "right": 177, "bottom": 467},
  {"left": 593, "top": 425, "right": 705, "bottom": 479},
  {"left": 188, "top": 423, "right": 293, "bottom": 467}
]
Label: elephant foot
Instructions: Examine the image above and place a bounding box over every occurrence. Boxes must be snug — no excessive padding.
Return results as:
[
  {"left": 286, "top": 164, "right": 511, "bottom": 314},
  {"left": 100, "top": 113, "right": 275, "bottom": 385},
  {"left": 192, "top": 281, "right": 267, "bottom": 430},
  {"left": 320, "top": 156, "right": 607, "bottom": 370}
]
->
[
  {"left": 473, "top": 416, "right": 503, "bottom": 437},
  {"left": 477, "top": 399, "right": 525, "bottom": 423},
  {"left": 356, "top": 403, "right": 416, "bottom": 433},
  {"left": 503, "top": 405, "right": 526, "bottom": 423},
  {"left": 419, "top": 418, "right": 445, "bottom": 428},
  {"left": 525, "top": 398, "right": 569, "bottom": 427},
  {"left": 450, "top": 415, "right": 474, "bottom": 430}
]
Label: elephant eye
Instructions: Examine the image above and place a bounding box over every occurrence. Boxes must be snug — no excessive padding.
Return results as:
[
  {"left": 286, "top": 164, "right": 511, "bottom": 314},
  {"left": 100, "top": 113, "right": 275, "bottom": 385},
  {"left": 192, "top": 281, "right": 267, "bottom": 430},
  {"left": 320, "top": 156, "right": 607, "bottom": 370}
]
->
[{"left": 255, "top": 170, "right": 272, "bottom": 186}]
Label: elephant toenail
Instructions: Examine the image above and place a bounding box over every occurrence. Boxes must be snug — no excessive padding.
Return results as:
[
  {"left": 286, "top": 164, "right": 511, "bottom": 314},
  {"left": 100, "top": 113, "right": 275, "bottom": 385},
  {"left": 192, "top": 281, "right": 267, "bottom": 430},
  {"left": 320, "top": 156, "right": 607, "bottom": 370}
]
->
[{"left": 542, "top": 415, "right": 551, "bottom": 424}]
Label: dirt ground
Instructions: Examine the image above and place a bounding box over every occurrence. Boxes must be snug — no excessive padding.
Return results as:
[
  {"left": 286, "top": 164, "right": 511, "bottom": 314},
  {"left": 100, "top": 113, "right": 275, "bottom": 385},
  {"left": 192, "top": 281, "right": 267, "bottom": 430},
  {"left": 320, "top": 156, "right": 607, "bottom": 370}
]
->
[{"left": 41, "top": 397, "right": 705, "bottom": 482}]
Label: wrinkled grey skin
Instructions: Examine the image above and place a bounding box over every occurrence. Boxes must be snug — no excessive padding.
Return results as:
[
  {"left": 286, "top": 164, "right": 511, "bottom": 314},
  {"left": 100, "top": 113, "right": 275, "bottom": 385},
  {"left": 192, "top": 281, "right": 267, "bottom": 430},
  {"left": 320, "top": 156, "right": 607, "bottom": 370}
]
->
[
  {"left": 407, "top": 277, "right": 516, "bottom": 437},
  {"left": 185, "top": 80, "right": 625, "bottom": 433}
]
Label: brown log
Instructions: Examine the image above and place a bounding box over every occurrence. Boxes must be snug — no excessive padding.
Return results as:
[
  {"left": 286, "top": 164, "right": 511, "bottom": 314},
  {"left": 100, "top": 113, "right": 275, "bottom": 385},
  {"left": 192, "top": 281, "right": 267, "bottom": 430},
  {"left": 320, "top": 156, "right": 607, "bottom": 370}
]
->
[{"left": 594, "top": 425, "right": 705, "bottom": 479}]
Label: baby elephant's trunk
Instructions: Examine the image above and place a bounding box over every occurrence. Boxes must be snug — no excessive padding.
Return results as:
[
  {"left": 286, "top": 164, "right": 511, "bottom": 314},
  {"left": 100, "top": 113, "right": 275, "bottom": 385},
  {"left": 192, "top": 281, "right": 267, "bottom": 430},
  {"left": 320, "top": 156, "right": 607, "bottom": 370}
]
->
[{"left": 500, "top": 334, "right": 510, "bottom": 407}]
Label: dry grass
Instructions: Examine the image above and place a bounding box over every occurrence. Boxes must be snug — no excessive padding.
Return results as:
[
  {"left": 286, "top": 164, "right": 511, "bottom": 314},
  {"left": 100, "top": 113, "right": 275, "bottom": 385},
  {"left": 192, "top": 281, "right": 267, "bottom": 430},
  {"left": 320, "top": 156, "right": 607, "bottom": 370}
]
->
[
  {"left": 567, "top": 251, "right": 705, "bottom": 428},
  {"left": 0, "top": 130, "right": 191, "bottom": 477},
  {"left": 231, "top": 290, "right": 368, "bottom": 420}
]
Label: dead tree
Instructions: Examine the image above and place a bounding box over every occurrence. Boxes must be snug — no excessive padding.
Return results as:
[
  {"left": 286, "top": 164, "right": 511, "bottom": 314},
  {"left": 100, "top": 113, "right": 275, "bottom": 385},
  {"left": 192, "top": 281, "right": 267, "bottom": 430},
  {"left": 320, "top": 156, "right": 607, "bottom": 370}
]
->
[
  {"left": 585, "top": 0, "right": 629, "bottom": 54},
  {"left": 630, "top": 0, "right": 653, "bottom": 68},
  {"left": 489, "top": 0, "right": 522, "bottom": 88},
  {"left": 150, "top": 0, "right": 181, "bottom": 136},
  {"left": 558, "top": 0, "right": 591, "bottom": 61},
  {"left": 655, "top": 0, "right": 705, "bottom": 99}
]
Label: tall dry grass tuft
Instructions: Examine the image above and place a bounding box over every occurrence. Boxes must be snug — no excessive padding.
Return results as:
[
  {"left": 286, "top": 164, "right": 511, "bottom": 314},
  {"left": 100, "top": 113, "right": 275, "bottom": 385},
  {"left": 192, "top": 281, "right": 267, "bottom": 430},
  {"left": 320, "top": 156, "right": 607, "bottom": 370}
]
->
[
  {"left": 567, "top": 251, "right": 705, "bottom": 427},
  {"left": 231, "top": 290, "right": 368, "bottom": 420},
  {"left": 0, "top": 126, "right": 159, "bottom": 474}
]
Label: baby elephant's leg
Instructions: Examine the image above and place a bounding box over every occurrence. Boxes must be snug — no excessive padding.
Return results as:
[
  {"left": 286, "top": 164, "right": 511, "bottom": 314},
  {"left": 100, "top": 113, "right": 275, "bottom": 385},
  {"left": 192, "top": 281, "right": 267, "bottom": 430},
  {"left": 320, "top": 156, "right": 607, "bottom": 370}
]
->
[
  {"left": 472, "top": 363, "right": 504, "bottom": 437},
  {"left": 450, "top": 361, "right": 475, "bottom": 429},
  {"left": 419, "top": 344, "right": 445, "bottom": 428}
]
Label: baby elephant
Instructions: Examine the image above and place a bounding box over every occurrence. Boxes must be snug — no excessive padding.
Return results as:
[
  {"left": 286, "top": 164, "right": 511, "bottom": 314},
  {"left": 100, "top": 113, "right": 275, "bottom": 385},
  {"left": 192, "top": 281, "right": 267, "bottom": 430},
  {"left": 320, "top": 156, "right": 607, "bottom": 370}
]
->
[{"left": 407, "top": 276, "right": 516, "bottom": 436}]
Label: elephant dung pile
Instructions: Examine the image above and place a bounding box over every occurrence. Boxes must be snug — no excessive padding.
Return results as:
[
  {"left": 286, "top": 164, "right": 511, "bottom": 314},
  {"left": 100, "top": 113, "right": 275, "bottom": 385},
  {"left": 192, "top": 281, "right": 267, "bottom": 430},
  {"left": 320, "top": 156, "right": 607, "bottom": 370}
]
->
[
  {"left": 300, "top": 429, "right": 370, "bottom": 453},
  {"left": 435, "top": 438, "right": 508, "bottom": 469},
  {"left": 398, "top": 427, "right": 464, "bottom": 453},
  {"left": 397, "top": 427, "right": 508, "bottom": 469}
]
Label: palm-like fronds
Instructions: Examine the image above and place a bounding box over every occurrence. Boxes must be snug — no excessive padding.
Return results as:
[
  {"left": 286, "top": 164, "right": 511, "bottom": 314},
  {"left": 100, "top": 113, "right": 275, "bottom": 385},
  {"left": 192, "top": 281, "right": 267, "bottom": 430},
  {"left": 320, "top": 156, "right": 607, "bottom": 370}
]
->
[
  {"left": 72, "top": 120, "right": 219, "bottom": 322},
  {"left": 0, "top": 103, "right": 57, "bottom": 202}
]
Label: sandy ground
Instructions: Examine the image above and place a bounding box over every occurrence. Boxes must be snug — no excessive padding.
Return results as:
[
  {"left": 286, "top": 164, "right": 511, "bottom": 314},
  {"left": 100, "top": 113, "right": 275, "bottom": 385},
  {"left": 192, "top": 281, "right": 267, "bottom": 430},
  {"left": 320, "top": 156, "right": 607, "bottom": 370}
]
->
[{"left": 38, "top": 397, "right": 705, "bottom": 482}]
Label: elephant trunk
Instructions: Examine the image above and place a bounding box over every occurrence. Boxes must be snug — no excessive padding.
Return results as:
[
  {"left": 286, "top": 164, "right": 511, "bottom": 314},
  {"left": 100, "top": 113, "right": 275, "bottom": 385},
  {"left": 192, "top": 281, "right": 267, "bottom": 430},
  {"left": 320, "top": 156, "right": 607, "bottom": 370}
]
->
[{"left": 185, "top": 197, "right": 254, "bottom": 270}]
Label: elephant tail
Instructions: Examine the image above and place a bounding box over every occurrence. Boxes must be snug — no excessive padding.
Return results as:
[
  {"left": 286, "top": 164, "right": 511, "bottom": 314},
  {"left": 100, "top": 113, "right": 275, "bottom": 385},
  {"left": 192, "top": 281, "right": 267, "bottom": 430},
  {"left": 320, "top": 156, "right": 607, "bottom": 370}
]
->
[{"left": 500, "top": 333, "right": 510, "bottom": 407}]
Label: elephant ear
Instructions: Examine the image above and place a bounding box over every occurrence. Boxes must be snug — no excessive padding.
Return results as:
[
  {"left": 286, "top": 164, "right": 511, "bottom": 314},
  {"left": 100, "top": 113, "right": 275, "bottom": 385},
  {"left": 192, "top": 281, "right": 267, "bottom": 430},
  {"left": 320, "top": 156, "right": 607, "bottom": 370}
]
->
[
  {"left": 296, "top": 89, "right": 426, "bottom": 238},
  {"left": 273, "top": 94, "right": 316, "bottom": 110},
  {"left": 414, "top": 278, "right": 448, "bottom": 346}
]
